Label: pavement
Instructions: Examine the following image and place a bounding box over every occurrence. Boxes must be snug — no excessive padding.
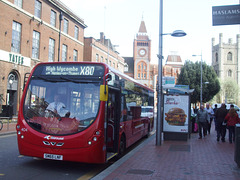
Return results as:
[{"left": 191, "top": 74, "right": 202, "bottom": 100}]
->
[
  {"left": 93, "top": 126, "right": 240, "bottom": 180},
  {"left": 0, "top": 119, "right": 17, "bottom": 136},
  {"left": 2, "top": 121, "right": 240, "bottom": 180}
]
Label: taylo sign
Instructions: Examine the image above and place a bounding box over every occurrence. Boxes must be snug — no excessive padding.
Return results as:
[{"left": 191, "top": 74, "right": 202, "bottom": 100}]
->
[{"left": 212, "top": 5, "right": 240, "bottom": 26}]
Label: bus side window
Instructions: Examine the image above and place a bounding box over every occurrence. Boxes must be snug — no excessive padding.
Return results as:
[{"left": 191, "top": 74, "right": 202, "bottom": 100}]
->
[{"left": 120, "top": 95, "right": 127, "bottom": 122}]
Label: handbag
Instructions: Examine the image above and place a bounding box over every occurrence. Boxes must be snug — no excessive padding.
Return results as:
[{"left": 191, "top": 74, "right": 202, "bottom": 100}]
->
[{"left": 222, "top": 121, "right": 227, "bottom": 126}]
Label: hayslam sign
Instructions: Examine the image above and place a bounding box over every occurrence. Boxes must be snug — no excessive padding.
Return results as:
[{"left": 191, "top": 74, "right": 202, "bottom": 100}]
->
[{"left": 212, "top": 4, "right": 240, "bottom": 26}]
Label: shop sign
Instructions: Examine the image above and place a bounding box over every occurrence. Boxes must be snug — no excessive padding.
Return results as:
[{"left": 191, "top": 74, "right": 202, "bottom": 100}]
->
[
  {"left": 212, "top": 5, "right": 240, "bottom": 26},
  {"left": 0, "top": 50, "right": 31, "bottom": 67}
]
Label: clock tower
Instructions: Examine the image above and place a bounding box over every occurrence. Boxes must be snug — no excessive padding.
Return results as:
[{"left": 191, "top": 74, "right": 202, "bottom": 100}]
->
[{"left": 133, "top": 20, "right": 151, "bottom": 86}]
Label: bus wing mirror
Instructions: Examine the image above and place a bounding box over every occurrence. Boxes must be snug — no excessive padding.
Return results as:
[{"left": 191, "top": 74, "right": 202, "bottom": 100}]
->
[
  {"left": 100, "top": 85, "right": 108, "bottom": 101},
  {"left": 106, "top": 74, "right": 112, "bottom": 81}
]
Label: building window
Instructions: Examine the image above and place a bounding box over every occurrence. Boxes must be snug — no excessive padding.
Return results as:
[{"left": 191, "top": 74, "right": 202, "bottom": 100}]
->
[
  {"left": 14, "top": 0, "right": 22, "bottom": 8},
  {"left": 95, "top": 54, "right": 99, "bottom": 62},
  {"left": 62, "top": 44, "right": 67, "bottom": 61},
  {"left": 11, "top": 21, "right": 21, "bottom": 53},
  {"left": 74, "top": 26, "right": 79, "bottom": 40},
  {"left": 34, "top": 0, "right": 42, "bottom": 18},
  {"left": 138, "top": 73, "right": 140, "bottom": 78},
  {"left": 227, "top": 52, "right": 232, "bottom": 61},
  {"left": 50, "top": 10, "right": 56, "bottom": 27},
  {"left": 105, "top": 58, "right": 108, "bottom": 64},
  {"left": 101, "top": 56, "right": 103, "bottom": 62},
  {"left": 73, "top": 49, "right": 78, "bottom": 61},
  {"left": 215, "top": 53, "right": 218, "bottom": 62},
  {"left": 113, "top": 62, "right": 115, "bottom": 68},
  {"left": 228, "top": 70, "right": 232, "bottom": 77},
  {"left": 63, "top": 18, "right": 69, "bottom": 34},
  {"left": 48, "top": 38, "right": 55, "bottom": 62},
  {"left": 144, "top": 73, "right": 146, "bottom": 79},
  {"left": 32, "top": 31, "right": 40, "bottom": 59},
  {"left": 124, "top": 64, "right": 128, "bottom": 72}
]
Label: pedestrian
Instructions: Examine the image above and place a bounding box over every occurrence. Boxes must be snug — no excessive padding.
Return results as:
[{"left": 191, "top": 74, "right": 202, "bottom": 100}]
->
[
  {"left": 213, "top": 104, "right": 218, "bottom": 130},
  {"left": 224, "top": 108, "right": 240, "bottom": 143},
  {"left": 196, "top": 105, "right": 209, "bottom": 139},
  {"left": 215, "top": 103, "right": 228, "bottom": 142},
  {"left": 205, "top": 103, "right": 214, "bottom": 134}
]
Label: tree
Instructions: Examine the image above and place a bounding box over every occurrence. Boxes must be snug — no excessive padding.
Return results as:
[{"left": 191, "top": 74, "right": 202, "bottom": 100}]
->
[
  {"left": 214, "top": 78, "right": 239, "bottom": 104},
  {"left": 177, "top": 60, "right": 220, "bottom": 104}
]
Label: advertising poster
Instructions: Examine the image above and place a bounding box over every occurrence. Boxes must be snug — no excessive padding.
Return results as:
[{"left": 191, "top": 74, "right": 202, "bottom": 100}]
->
[{"left": 163, "top": 94, "right": 189, "bottom": 133}]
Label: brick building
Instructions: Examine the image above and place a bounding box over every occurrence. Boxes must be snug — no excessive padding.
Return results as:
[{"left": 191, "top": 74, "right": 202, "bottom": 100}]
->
[
  {"left": 84, "top": 32, "right": 125, "bottom": 73},
  {"left": 0, "top": 0, "right": 87, "bottom": 116},
  {"left": 124, "top": 20, "right": 183, "bottom": 108},
  {"left": 163, "top": 54, "right": 183, "bottom": 83}
]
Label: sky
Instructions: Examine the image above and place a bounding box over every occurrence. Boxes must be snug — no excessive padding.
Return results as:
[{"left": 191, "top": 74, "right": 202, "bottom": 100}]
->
[{"left": 60, "top": 0, "right": 240, "bottom": 65}]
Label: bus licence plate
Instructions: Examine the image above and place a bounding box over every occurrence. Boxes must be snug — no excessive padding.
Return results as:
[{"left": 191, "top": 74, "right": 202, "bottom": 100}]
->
[{"left": 43, "top": 153, "right": 63, "bottom": 160}]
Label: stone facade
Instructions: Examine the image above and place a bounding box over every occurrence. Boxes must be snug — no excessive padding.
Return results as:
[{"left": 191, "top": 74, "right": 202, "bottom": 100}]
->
[{"left": 212, "top": 33, "right": 240, "bottom": 103}]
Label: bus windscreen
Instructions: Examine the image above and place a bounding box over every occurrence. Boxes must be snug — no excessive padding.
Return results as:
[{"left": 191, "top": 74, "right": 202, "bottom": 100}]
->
[{"left": 23, "top": 75, "right": 101, "bottom": 135}]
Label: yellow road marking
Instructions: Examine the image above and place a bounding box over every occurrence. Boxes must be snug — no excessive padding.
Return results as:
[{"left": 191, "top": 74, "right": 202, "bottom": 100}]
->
[
  {"left": 77, "top": 168, "right": 100, "bottom": 180},
  {"left": 77, "top": 164, "right": 110, "bottom": 180}
]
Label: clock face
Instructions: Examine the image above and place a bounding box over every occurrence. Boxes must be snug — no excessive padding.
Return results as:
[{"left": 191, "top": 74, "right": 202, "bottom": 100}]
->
[{"left": 139, "top": 49, "right": 146, "bottom": 56}]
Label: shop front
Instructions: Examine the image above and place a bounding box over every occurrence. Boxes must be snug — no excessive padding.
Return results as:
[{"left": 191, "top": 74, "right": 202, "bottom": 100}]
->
[{"left": 0, "top": 50, "right": 31, "bottom": 118}]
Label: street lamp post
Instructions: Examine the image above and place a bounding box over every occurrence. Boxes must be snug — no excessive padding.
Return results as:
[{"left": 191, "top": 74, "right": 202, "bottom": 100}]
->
[
  {"left": 58, "top": 12, "right": 63, "bottom": 62},
  {"left": 156, "top": 0, "right": 186, "bottom": 146},
  {"left": 192, "top": 53, "right": 203, "bottom": 105}
]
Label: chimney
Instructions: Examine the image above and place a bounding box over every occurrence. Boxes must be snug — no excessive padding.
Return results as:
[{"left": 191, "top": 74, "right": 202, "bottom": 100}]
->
[{"left": 100, "top": 32, "right": 105, "bottom": 43}]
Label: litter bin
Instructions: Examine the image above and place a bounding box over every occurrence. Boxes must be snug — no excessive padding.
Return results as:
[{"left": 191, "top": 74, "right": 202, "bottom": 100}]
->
[{"left": 234, "top": 124, "right": 240, "bottom": 167}]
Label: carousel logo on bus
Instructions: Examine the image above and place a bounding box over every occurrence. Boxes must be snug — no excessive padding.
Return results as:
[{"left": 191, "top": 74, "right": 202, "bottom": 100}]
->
[
  {"left": 44, "top": 135, "right": 64, "bottom": 140},
  {"left": 165, "top": 97, "right": 179, "bottom": 105}
]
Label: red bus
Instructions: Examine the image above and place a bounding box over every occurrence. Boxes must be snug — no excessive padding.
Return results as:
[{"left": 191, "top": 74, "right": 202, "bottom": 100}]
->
[{"left": 16, "top": 62, "right": 154, "bottom": 163}]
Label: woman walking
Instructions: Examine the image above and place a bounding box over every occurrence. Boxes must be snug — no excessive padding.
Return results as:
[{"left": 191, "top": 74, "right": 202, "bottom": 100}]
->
[{"left": 224, "top": 108, "right": 240, "bottom": 143}]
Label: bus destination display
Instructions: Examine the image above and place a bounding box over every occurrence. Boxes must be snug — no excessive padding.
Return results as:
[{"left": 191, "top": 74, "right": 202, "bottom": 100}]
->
[{"left": 41, "top": 65, "right": 104, "bottom": 76}]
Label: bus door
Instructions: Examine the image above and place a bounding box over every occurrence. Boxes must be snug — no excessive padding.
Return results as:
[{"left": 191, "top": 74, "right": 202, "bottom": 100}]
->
[{"left": 106, "top": 88, "right": 120, "bottom": 158}]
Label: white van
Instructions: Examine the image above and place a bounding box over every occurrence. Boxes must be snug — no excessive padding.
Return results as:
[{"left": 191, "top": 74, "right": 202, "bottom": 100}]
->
[
  {"left": 214, "top": 103, "right": 240, "bottom": 117},
  {"left": 141, "top": 106, "right": 154, "bottom": 118}
]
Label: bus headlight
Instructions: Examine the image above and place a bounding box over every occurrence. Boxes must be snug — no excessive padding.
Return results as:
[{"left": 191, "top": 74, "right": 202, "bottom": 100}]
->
[
  {"left": 93, "top": 137, "right": 97, "bottom": 141},
  {"left": 88, "top": 141, "right": 92, "bottom": 145}
]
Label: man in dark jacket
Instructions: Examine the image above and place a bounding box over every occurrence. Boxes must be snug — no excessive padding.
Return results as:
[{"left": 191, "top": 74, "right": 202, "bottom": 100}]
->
[{"left": 215, "top": 103, "right": 228, "bottom": 142}]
